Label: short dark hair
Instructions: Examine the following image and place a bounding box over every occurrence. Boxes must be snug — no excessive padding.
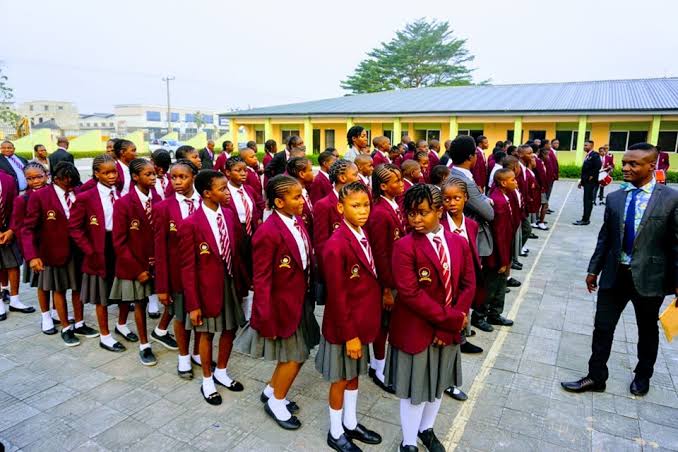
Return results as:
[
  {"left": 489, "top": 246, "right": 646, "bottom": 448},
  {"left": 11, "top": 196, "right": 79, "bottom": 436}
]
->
[
  {"left": 175, "top": 145, "right": 197, "bottom": 160},
  {"left": 429, "top": 165, "right": 451, "bottom": 186},
  {"left": 476, "top": 135, "right": 487, "bottom": 145},
  {"left": 347, "top": 125, "right": 365, "bottom": 147},
  {"left": 585, "top": 140, "right": 594, "bottom": 146},
  {"left": 195, "top": 170, "right": 225, "bottom": 197},
  {"left": 318, "top": 150, "right": 336, "bottom": 167},
  {"left": 628, "top": 142, "right": 655, "bottom": 151},
  {"left": 450, "top": 135, "right": 477, "bottom": 165},
  {"left": 246, "top": 141, "right": 257, "bottom": 151},
  {"left": 151, "top": 149, "right": 171, "bottom": 172}
]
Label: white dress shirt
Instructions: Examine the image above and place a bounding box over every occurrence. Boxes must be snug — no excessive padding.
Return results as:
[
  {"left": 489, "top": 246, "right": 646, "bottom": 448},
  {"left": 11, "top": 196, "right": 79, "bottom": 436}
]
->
[
  {"left": 454, "top": 166, "right": 474, "bottom": 181},
  {"left": 97, "top": 182, "right": 118, "bottom": 231},
  {"left": 488, "top": 165, "right": 501, "bottom": 188},
  {"left": 302, "top": 187, "right": 312, "bottom": 210},
  {"left": 135, "top": 185, "right": 151, "bottom": 211},
  {"left": 345, "top": 220, "right": 373, "bottom": 267},
  {"left": 176, "top": 191, "right": 201, "bottom": 219},
  {"left": 450, "top": 214, "right": 469, "bottom": 242},
  {"left": 227, "top": 182, "right": 253, "bottom": 224},
  {"left": 202, "top": 204, "right": 229, "bottom": 256},
  {"left": 426, "top": 227, "right": 451, "bottom": 269},
  {"left": 155, "top": 174, "right": 169, "bottom": 200},
  {"left": 381, "top": 195, "right": 399, "bottom": 214},
  {"left": 359, "top": 174, "right": 371, "bottom": 189},
  {"left": 318, "top": 170, "right": 330, "bottom": 183},
  {"left": 276, "top": 210, "right": 308, "bottom": 270},
  {"left": 53, "top": 184, "right": 75, "bottom": 219},
  {"left": 119, "top": 161, "right": 132, "bottom": 196}
]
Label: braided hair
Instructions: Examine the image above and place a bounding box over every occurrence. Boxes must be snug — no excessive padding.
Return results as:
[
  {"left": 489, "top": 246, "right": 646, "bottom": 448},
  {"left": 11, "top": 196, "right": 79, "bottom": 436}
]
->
[
  {"left": 328, "top": 158, "right": 355, "bottom": 185},
  {"left": 403, "top": 184, "right": 442, "bottom": 215},
  {"left": 415, "top": 150, "right": 429, "bottom": 162},
  {"left": 266, "top": 175, "right": 301, "bottom": 210},
  {"left": 338, "top": 180, "right": 369, "bottom": 202},
  {"left": 23, "top": 161, "right": 48, "bottom": 175},
  {"left": 112, "top": 139, "right": 134, "bottom": 159},
  {"left": 286, "top": 157, "right": 311, "bottom": 179},
  {"left": 371, "top": 163, "right": 401, "bottom": 199},
  {"left": 442, "top": 177, "right": 468, "bottom": 198},
  {"left": 52, "top": 161, "right": 81, "bottom": 186},
  {"left": 129, "top": 158, "right": 153, "bottom": 179},
  {"left": 151, "top": 149, "right": 171, "bottom": 173},
  {"left": 175, "top": 145, "right": 197, "bottom": 160},
  {"left": 225, "top": 155, "right": 246, "bottom": 171},
  {"left": 170, "top": 158, "right": 199, "bottom": 175}
]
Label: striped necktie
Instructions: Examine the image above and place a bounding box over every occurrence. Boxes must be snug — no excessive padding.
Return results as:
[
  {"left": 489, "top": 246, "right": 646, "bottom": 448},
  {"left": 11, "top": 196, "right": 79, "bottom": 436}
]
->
[
  {"left": 217, "top": 212, "right": 232, "bottom": 274},
  {"left": 294, "top": 219, "right": 311, "bottom": 269},
  {"left": 360, "top": 237, "right": 376, "bottom": 275},
  {"left": 144, "top": 199, "right": 152, "bottom": 225},
  {"left": 432, "top": 236, "right": 452, "bottom": 306},
  {"left": 238, "top": 188, "right": 253, "bottom": 236},
  {"left": 185, "top": 199, "right": 195, "bottom": 215}
]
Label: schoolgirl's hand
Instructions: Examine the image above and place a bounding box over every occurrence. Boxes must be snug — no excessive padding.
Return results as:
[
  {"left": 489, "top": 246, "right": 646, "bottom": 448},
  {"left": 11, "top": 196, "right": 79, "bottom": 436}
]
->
[
  {"left": 157, "top": 293, "right": 170, "bottom": 306},
  {"left": 346, "top": 337, "right": 362, "bottom": 360},
  {"left": 137, "top": 271, "right": 151, "bottom": 284},
  {"left": 432, "top": 336, "right": 447, "bottom": 347},
  {"left": 382, "top": 289, "right": 394, "bottom": 311},
  {"left": 0, "top": 230, "right": 13, "bottom": 244},
  {"left": 190, "top": 309, "right": 203, "bottom": 327},
  {"left": 462, "top": 312, "right": 469, "bottom": 330},
  {"left": 29, "top": 258, "right": 44, "bottom": 272}
]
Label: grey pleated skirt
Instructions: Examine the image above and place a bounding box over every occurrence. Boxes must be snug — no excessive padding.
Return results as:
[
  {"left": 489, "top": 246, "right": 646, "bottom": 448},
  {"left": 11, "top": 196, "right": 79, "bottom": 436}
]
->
[
  {"left": 315, "top": 337, "right": 370, "bottom": 382},
  {"left": 109, "top": 278, "right": 152, "bottom": 303},
  {"left": 191, "top": 274, "right": 244, "bottom": 333},
  {"left": 169, "top": 292, "right": 189, "bottom": 325},
  {"left": 37, "top": 259, "right": 79, "bottom": 292},
  {"left": 0, "top": 242, "right": 22, "bottom": 269},
  {"left": 81, "top": 274, "right": 112, "bottom": 305},
  {"left": 22, "top": 262, "right": 38, "bottom": 286},
  {"left": 385, "top": 343, "right": 461, "bottom": 405},
  {"left": 235, "top": 321, "right": 310, "bottom": 363}
]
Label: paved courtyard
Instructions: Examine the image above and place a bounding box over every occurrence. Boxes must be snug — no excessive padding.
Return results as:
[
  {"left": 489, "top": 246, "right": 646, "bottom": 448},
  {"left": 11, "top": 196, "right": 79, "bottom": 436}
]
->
[{"left": 1, "top": 180, "right": 677, "bottom": 451}]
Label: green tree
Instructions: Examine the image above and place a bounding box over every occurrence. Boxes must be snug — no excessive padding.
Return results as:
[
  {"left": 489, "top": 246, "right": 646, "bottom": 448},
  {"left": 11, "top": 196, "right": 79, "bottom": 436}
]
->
[
  {"left": 194, "top": 110, "right": 204, "bottom": 130},
  {"left": 0, "top": 67, "right": 20, "bottom": 127},
  {"left": 341, "top": 18, "right": 477, "bottom": 94}
]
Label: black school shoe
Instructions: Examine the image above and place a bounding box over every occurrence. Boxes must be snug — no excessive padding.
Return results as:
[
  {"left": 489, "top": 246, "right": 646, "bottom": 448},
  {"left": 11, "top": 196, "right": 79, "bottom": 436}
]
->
[
  {"left": 1, "top": 289, "right": 9, "bottom": 303},
  {"left": 445, "top": 386, "right": 468, "bottom": 401},
  {"left": 260, "top": 392, "right": 300, "bottom": 414},
  {"left": 327, "top": 432, "right": 361, "bottom": 452},
  {"left": 264, "top": 402, "right": 302, "bottom": 430},
  {"left": 99, "top": 341, "right": 126, "bottom": 353},
  {"left": 151, "top": 330, "right": 178, "bottom": 350},
  {"left": 507, "top": 278, "right": 522, "bottom": 288},
  {"left": 148, "top": 311, "right": 161, "bottom": 320},
  {"left": 460, "top": 341, "right": 483, "bottom": 354},
  {"left": 343, "top": 423, "right": 382, "bottom": 445},
  {"left": 177, "top": 366, "right": 194, "bottom": 380},
  {"left": 42, "top": 325, "right": 58, "bottom": 335},
  {"left": 487, "top": 316, "right": 514, "bottom": 326},
  {"left": 200, "top": 385, "right": 222, "bottom": 406},
  {"left": 9, "top": 305, "right": 36, "bottom": 313},
  {"left": 61, "top": 328, "right": 80, "bottom": 347},
  {"left": 371, "top": 372, "right": 396, "bottom": 394},
  {"left": 114, "top": 326, "right": 139, "bottom": 342},
  {"left": 471, "top": 317, "right": 494, "bottom": 333},
  {"left": 213, "top": 374, "right": 244, "bottom": 392},
  {"left": 399, "top": 443, "right": 418, "bottom": 452},
  {"left": 418, "top": 429, "right": 445, "bottom": 452},
  {"left": 0, "top": 312, "right": 7, "bottom": 321},
  {"left": 139, "top": 347, "right": 157, "bottom": 366},
  {"left": 73, "top": 323, "right": 100, "bottom": 338}
]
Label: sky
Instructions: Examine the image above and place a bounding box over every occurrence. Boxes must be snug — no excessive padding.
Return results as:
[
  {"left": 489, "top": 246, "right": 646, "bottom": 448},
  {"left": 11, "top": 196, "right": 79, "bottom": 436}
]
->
[{"left": 2, "top": 0, "right": 677, "bottom": 114}]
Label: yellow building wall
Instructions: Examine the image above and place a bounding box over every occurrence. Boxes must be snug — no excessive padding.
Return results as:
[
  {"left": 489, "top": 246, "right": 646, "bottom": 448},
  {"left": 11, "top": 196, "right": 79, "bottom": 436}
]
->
[{"left": 590, "top": 123, "right": 610, "bottom": 148}]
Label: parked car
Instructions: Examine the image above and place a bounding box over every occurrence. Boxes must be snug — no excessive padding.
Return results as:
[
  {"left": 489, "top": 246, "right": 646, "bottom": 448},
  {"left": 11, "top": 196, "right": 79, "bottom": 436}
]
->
[{"left": 149, "top": 139, "right": 182, "bottom": 159}]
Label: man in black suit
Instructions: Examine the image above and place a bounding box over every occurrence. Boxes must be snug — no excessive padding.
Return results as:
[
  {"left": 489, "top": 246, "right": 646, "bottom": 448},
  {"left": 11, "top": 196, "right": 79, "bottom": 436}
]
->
[
  {"left": 48, "top": 136, "right": 74, "bottom": 169},
  {"left": 199, "top": 140, "right": 215, "bottom": 169},
  {"left": 562, "top": 142, "right": 678, "bottom": 396},
  {"left": 0, "top": 140, "right": 28, "bottom": 191},
  {"left": 573, "top": 140, "right": 601, "bottom": 225},
  {"left": 264, "top": 135, "right": 304, "bottom": 179}
]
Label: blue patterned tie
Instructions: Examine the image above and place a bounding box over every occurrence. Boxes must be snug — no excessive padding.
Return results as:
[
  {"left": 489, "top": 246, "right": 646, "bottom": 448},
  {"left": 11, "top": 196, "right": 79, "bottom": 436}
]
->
[{"left": 622, "top": 189, "right": 641, "bottom": 257}]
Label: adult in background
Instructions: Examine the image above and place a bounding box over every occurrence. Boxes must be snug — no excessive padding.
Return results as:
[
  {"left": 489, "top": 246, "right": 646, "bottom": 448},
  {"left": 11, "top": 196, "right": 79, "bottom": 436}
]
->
[
  {"left": 551, "top": 138, "right": 560, "bottom": 155},
  {"left": 562, "top": 142, "right": 678, "bottom": 396},
  {"left": 48, "top": 136, "right": 74, "bottom": 169},
  {"left": 573, "top": 140, "right": 601, "bottom": 226},
  {"left": 0, "top": 140, "right": 28, "bottom": 191},
  {"left": 343, "top": 125, "right": 369, "bottom": 162},
  {"left": 594, "top": 145, "right": 614, "bottom": 205},
  {"left": 545, "top": 139, "right": 559, "bottom": 214},
  {"left": 656, "top": 146, "right": 671, "bottom": 185},
  {"left": 199, "top": 139, "right": 216, "bottom": 169},
  {"left": 472, "top": 135, "right": 489, "bottom": 191},
  {"left": 427, "top": 139, "right": 441, "bottom": 167},
  {"left": 264, "top": 135, "right": 304, "bottom": 179}
]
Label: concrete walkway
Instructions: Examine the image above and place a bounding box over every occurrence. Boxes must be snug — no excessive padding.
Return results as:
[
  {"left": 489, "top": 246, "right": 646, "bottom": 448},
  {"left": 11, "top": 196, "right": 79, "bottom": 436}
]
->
[{"left": 1, "top": 180, "right": 677, "bottom": 451}]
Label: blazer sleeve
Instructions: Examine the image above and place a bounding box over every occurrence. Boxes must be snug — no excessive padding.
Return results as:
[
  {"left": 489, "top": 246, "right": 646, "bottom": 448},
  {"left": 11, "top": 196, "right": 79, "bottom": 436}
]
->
[
  {"left": 21, "top": 193, "right": 41, "bottom": 262},
  {"left": 153, "top": 205, "right": 170, "bottom": 295},
  {"left": 112, "top": 199, "right": 145, "bottom": 277},
  {"left": 178, "top": 221, "right": 199, "bottom": 313},
  {"left": 466, "top": 183, "right": 495, "bottom": 222},
  {"left": 8, "top": 195, "right": 24, "bottom": 234},
  {"left": 323, "top": 243, "right": 358, "bottom": 341},
  {"left": 587, "top": 203, "right": 612, "bottom": 275},
  {"left": 435, "top": 240, "right": 476, "bottom": 343},
  {"left": 312, "top": 200, "right": 330, "bottom": 255},
  {"left": 368, "top": 215, "right": 395, "bottom": 289},
  {"left": 251, "top": 227, "right": 277, "bottom": 338},
  {"left": 68, "top": 195, "right": 94, "bottom": 256},
  {"left": 392, "top": 239, "right": 465, "bottom": 332}
]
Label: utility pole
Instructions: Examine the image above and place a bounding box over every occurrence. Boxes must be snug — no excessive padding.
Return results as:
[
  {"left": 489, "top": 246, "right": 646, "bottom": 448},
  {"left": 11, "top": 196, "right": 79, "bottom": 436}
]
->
[{"left": 162, "top": 76, "right": 175, "bottom": 134}]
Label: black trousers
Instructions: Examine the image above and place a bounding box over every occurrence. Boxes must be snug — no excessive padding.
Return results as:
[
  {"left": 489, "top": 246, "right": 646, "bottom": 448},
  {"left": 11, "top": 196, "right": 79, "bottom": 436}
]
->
[
  {"left": 520, "top": 218, "right": 532, "bottom": 247},
  {"left": 474, "top": 266, "right": 507, "bottom": 320},
  {"left": 588, "top": 266, "right": 664, "bottom": 382},
  {"left": 582, "top": 182, "right": 597, "bottom": 221}
]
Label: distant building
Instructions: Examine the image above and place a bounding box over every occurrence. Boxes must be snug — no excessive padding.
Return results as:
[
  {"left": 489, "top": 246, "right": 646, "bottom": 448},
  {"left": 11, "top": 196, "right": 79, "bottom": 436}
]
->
[
  {"left": 114, "top": 104, "right": 226, "bottom": 140},
  {"left": 17, "top": 100, "right": 80, "bottom": 135},
  {"left": 79, "top": 113, "right": 115, "bottom": 134}
]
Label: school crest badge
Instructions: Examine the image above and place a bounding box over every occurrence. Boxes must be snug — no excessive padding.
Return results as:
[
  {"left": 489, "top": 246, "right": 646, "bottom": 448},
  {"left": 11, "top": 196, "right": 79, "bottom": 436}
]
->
[
  {"left": 394, "top": 228, "right": 401, "bottom": 240},
  {"left": 199, "top": 242, "right": 210, "bottom": 255},
  {"left": 279, "top": 255, "right": 291, "bottom": 268},
  {"left": 418, "top": 267, "right": 432, "bottom": 282},
  {"left": 89, "top": 215, "right": 99, "bottom": 226},
  {"left": 130, "top": 219, "right": 140, "bottom": 230},
  {"left": 350, "top": 264, "right": 360, "bottom": 279},
  {"left": 332, "top": 222, "right": 340, "bottom": 230},
  {"left": 46, "top": 210, "right": 56, "bottom": 221},
  {"left": 301, "top": 214, "right": 308, "bottom": 224},
  {"left": 169, "top": 220, "right": 177, "bottom": 232}
]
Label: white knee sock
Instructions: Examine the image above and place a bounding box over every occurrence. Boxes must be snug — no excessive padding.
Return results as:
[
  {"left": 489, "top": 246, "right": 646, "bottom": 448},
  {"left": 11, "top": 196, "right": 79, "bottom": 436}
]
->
[
  {"left": 0, "top": 300, "right": 6, "bottom": 315},
  {"left": 192, "top": 353, "right": 202, "bottom": 365},
  {"left": 213, "top": 367, "right": 233, "bottom": 386},
  {"left": 263, "top": 384, "right": 274, "bottom": 398},
  {"left": 400, "top": 398, "right": 425, "bottom": 447},
  {"left": 41, "top": 311, "right": 54, "bottom": 331},
  {"left": 202, "top": 376, "right": 217, "bottom": 395},
  {"left": 9, "top": 295, "right": 28, "bottom": 309},
  {"left": 343, "top": 389, "right": 358, "bottom": 430},
  {"left": 329, "top": 407, "right": 344, "bottom": 439},
  {"left": 418, "top": 398, "right": 442, "bottom": 432},
  {"left": 148, "top": 294, "right": 159, "bottom": 313},
  {"left": 178, "top": 354, "right": 191, "bottom": 372},
  {"left": 268, "top": 396, "right": 291, "bottom": 421},
  {"left": 116, "top": 323, "right": 132, "bottom": 336},
  {"left": 375, "top": 358, "right": 386, "bottom": 382},
  {"left": 100, "top": 334, "right": 118, "bottom": 347}
]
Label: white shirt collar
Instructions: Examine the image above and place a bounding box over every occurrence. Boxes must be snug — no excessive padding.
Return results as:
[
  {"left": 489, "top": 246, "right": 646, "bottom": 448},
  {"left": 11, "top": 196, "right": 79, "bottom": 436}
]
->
[
  {"left": 451, "top": 214, "right": 466, "bottom": 233},
  {"left": 359, "top": 174, "right": 370, "bottom": 185},
  {"left": 228, "top": 181, "right": 244, "bottom": 192},
  {"left": 53, "top": 183, "right": 69, "bottom": 199},
  {"left": 135, "top": 185, "right": 150, "bottom": 204},
  {"left": 455, "top": 166, "right": 473, "bottom": 180},
  {"left": 175, "top": 191, "right": 200, "bottom": 204},
  {"left": 345, "top": 219, "right": 366, "bottom": 242},
  {"left": 275, "top": 210, "right": 296, "bottom": 228},
  {"left": 319, "top": 169, "right": 329, "bottom": 179},
  {"left": 97, "top": 182, "right": 117, "bottom": 198},
  {"left": 332, "top": 188, "right": 339, "bottom": 199},
  {"left": 426, "top": 226, "right": 446, "bottom": 243},
  {"left": 201, "top": 203, "right": 220, "bottom": 220},
  {"left": 381, "top": 195, "right": 399, "bottom": 212}
]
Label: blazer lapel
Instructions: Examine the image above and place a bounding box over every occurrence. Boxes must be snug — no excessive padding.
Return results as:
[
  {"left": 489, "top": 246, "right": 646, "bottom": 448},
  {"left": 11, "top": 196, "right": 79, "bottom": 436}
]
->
[
  {"left": 271, "top": 213, "right": 303, "bottom": 269},
  {"left": 415, "top": 233, "right": 443, "bottom": 282},
  {"left": 220, "top": 207, "right": 239, "bottom": 258},
  {"left": 196, "top": 208, "right": 220, "bottom": 257},
  {"left": 635, "top": 184, "right": 664, "bottom": 239},
  {"left": 342, "top": 223, "right": 374, "bottom": 276},
  {"left": 49, "top": 185, "right": 67, "bottom": 218}
]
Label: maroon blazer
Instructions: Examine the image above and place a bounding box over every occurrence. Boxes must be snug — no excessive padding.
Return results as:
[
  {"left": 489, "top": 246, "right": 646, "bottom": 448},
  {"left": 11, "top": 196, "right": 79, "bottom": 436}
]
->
[
  {"left": 75, "top": 178, "right": 97, "bottom": 194},
  {"left": 245, "top": 167, "right": 265, "bottom": 212},
  {"left": 365, "top": 198, "right": 405, "bottom": 290},
  {"left": 225, "top": 184, "right": 263, "bottom": 234},
  {"left": 154, "top": 196, "right": 192, "bottom": 295},
  {"left": 390, "top": 231, "right": 475, "bottom": 353},
  {"left": 526, "top": 168, "right": 541, "bottom": 212},
  {"left": 391, "top": 155, "right": 403, "bottom": 168},
  {"left": 114, "top": 161, "right": 126, "bottom": 193},
  {"left": 112, "top": 187, "right": 160, "bottom": 280},
  {"left": 262, "top": 152, "right": 274, "bottom": 188},
  {"left": 485, "top": 190, "right": 515, "bottom": 270},
  {"left": 322, "top": 223, "right": 381, "bottom": 344},
  {"left": 472, "top": 148, "right": 488, "bottom": 190},
  {"left": 22, "top": 185, "right": 73, "bottom": 266},
  {"left": 549, "top": 149, "right": 560, "bottom": 181},
  {"left": 309, "top": 171, "right": 333, "bottom": 205},
  {"left": 441, "top": 214, "right": 484, "bottom": 309},
  {"left": 214, "top": 152, "right": 228, "bottom": 175},
  {"left": 372, "top": 151, "right": 390, "bottom": 167},
  {"left": 657, "top": 152, "right": 670, "bottom": 172},
  {"left": 428, "top": 150, "right": 440, "bottom": 167},
  {"left": 0, "top": 171, "right": 17, "bottom": 232},
  {"left": 535, "top": 158, "right": 548, "bottom": 194},
  {"left": 312, "top": 190, "right": 341, "bottom": 268},
  {"left": 300, "top": 194, "right": 314, "bottom": 242},
  {"left": 250, "top": 212, "right": 312, "bottom": 339},
  {"left": 179, "top": 206, "right": 248, "bottom": 318},
  {"left": 69, "top": 187, "right": 112, "bottom": 277},
  {"left": 9, "top": 189, "right": 35, "bottom": 254},
  {"left": 602, "top": 154, "right": 615, "bottom": 171},
  {"left": 506, "top": 190, "right": 523, "bottom": 230}
]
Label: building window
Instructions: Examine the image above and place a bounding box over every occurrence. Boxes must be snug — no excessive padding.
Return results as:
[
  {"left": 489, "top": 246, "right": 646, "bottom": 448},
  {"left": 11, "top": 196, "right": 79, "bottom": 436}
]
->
[
  {"left": 658, "top": 131, "right": 678, "bottom": 153},
  {"left": 528, "top": 130, "right": 546, "bottom": 141},
  {"left": 146, "top": 111, "right": 161, "bottom": 121},
  {"left": 255, "top": 130, "right": 265, "bottom": 144},
  {"left": 29, "top": 105, "right": 34, "bottom": 111},
  {"left": 325, "top": 129, "right": 335, "bottom": 149},
  {"left": 554, "top": 130, "right": 591, "bottom": 151},
  {"left": 44, "top": 105, "right": 49, "bottom": 111},
  {"left": 608, "top": 131, "right": 648, "bottom": 152},
  {"left": 58, "top": 106, "right": 64, "bottom": 110},
  {"left": 93, "top": 122, "right": 98, "bottom": 127},
  {"left": 86, "top": 122, "right": 90, "bottom": 127},
  {"left": 426, "top": 130, "right": 440, "bottom": 142},
  {"left": 282, "top": 129, "right": 300, "bottom": 144},
  {"left": 313, "top": 129, "right": 321, "bottom": 154},
  {"left": 170, "top": 112, "right": 180, "bottom": 122},
  {"left": 185, "top": 113, "right": 195, "bottom": 123},
  {"left": 384, "top": 130, "right": 392, "bottom": 142},
  {"left": 203, "top": 115, "right": 213, "bottom": 124},
  {"left": 109, "top": 122, "right": 114, "bottom": 127}
]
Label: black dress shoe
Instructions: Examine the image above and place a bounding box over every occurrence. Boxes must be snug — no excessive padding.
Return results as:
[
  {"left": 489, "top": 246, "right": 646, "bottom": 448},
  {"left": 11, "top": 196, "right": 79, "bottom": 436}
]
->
[
  {"left": 9, "top": 305, "right": 36, "bottom": 313},
  {"left": 327, "top": 432, "right": 361, "bottom": 452},
  {"left": 139, "top": 347, "right": 157, "bottom": 366},
  {"left": 560, "top": 377, "right": 606, "bottom": 393},
  {"left": 487, "top": 316, "right": 514, "bottom": 326},
  {"left": 572, "top": 220, "right": 590, "bottom": 226},
  {"left": 465, "top": 329, "right": 476, "bottom": 337},
  {"left": 177, "top": 366, "right": 194, "bottom": 380},
  {"left": 200, "top": 385, "right": 222, "bottom": 406},
  {"left": 343, "top": 423, "right": 382, "bottom": 445},
  {"left": 630, "top": 377, "right": 650, "bottom": 396},
  {"left": 417, "top": 429, "right": 445, "bottom": 452},
  {"left": 400, "top": 443, "right": 418, "bottom": 452},
  {"left": 511, "top": 262, "right": 523, "bottom": 271},
  {"left": 471, "top": 317, "right": 494, "bottom": 332},
  {"left": 259, "top": 392, "right": 300, "bottom": 413},
  {"left": 99, "top": 341, "right": 126, "bottom": 352},
  {"left": 151, "top": 330, "right": 178, "bottom": 350},
  {"left": 114, "top": 326, "right": 139, "bottom": 342},
  {"left": 61, "top": 328, "right": 80, "bottom": 347},
  {"left": 42, "top": 326, "right": 58, "bottom": 335},
  {"left": 1, "top": 312, "right": 9, "bottom": 321},
  {"left": 460, "top": 341, "right": 483, "bottom": 354},
  {"left": 444, "top": 386, "right": 468, "bottom": 401},
  {"left": 505, "top": 288, "right": 511, "bottom": 293},
  {"left": 519, "top": 251, "right": 528, "bottom": 257},
  {"left": 547, "top": 209, "right": 554, "bottom": 214},
  {"left": 264, "top": 402, "right": 302, "bottom": 430},
  {"left": 528, "top": 233, "right": 539, "bottom": 239},
  {"left": 1, "top": 289, "right": 9, "bottom": 302},
  {"left": 73, "top": 323, "right": 100, "bottom": 338},
  {"left": 214, "top": 375, "right": 244, "bottom": 392},
  {"left": 148, "top": 311, "right": 161, "bottom": 319},
  {"left": 507, "top": 278, "right": 521, "bottom": 287},
  {"left": 371, "top": 372, "right": 396, "bottom": 394},
  {"left": 599, "top": 200, "right": 606, "bottom": 205}
]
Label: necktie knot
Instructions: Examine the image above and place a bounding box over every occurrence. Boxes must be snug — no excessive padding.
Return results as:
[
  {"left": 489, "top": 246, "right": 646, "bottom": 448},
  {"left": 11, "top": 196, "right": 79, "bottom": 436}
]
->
[
  {"left": 185, "top": 198, "right": 195, "bottom": 214},
  {"left": 454, "top": 228, "right": 463, "bottom": 234}
]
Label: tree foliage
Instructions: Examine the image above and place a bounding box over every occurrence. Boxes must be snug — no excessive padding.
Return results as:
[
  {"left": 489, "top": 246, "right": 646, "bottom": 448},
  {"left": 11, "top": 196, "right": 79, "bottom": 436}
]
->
[
  {"left": 0, "top": 67, "right": 20, "bottom": 127},
  {"left": 194, "top": 111, "right": 204, "bottom": 130},
  {"left": 341, "top": 18, "right": 477, "bottom": 94}
]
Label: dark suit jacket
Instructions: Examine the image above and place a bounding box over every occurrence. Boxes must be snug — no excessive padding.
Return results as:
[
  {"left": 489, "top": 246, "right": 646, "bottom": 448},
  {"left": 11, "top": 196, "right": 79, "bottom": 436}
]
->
[
  {"left": 48, "top": 148, "right": 74, "bottom": 169},
  {"left": 581, "top": 151, "right": 602, "bottom": 185},
  {"left": 264, "top": 151, "right": 287, "bottom": 179},
  {"left": 0, "top": 154, "right": 28, "bottom": 189},
  {"left": 588, "top": 183, "right": 678, "bottom": 297},
  {"left": 449, "top": 167, "right": 494, "bottom": 256},
  {"left": 199, "top": 148, "right": 214, "bottom": 170}
]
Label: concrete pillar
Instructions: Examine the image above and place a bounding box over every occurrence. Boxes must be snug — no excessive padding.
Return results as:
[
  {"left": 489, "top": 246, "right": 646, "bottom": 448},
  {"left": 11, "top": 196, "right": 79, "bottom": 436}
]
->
[
  {"left": 575, "top": 115, "right": 588, "bottom": 163},
  {"left": 228, "top": 118, "right": 238, "bottom": 147},
  {"left": 392, "top": 117, "right": 402, "bottom": 144},
  {"left": 649, "top": 115, "right": 662, "bottom": 145},
  {"left": 264, "top": 118, "right": 273, "bottom": 143},
  {"left": 449, "top": 116, "right": 459, "bottom": 139},
  {"left": 304, "top": 117, "right": 313, "bottom": 155},
  {"left": 513, "top": 117, "right": 522, "bottom": 145}
]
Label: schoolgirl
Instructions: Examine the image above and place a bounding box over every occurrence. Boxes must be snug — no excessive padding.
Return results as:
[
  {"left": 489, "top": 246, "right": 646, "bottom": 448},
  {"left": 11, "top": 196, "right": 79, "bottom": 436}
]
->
[
  {"left": 286, "top": 157, "right": 315, "bottom": 240},
  {"left": 113, "top": 139, "right": 137, "bottom": 196}
]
